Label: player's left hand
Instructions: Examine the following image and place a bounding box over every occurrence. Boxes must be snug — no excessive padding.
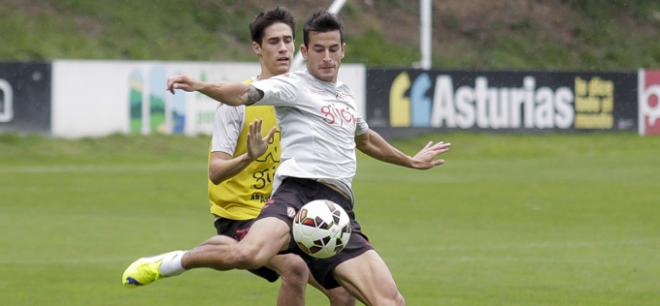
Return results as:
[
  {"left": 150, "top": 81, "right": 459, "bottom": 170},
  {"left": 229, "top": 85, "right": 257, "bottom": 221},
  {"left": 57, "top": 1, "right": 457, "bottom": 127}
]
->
[
  {"left": 247, "top": 119, "right": 277, "bottom": 161},
  {"left": 410, "top": 141, "right": 451, "bottom": 169},
  {"left": 166, "top": 74, "right": 202, "bottom": 94}
]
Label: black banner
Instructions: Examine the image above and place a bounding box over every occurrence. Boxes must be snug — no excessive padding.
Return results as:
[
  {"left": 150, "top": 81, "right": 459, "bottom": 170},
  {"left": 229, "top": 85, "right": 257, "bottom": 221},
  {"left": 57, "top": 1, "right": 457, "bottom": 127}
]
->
[
  {"left": 367, "top": 69, "right": 638, "bottom": 132},
  {"left": 0, "top": 62, "right": 51, "bottom": 134}
]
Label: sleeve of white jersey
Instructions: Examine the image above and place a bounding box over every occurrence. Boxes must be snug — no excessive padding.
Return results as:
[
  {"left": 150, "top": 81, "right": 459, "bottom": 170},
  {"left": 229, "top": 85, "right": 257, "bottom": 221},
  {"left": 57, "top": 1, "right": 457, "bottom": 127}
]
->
[
  {"left": 210, "top": 104, "right": 245, "bottom": 155},
  {"left": 251, "top": 74, "right": 298, "bottom": 106},
  {"left": 355, "top": 115, "right": 370, "bottom": 136}
]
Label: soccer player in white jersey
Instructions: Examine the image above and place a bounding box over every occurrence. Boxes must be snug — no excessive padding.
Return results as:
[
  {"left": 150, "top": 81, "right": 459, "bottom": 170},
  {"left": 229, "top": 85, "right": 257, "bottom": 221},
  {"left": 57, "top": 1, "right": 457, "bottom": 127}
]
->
[{"left": 123, "top": 10, "right": 450, "bottom": 306}]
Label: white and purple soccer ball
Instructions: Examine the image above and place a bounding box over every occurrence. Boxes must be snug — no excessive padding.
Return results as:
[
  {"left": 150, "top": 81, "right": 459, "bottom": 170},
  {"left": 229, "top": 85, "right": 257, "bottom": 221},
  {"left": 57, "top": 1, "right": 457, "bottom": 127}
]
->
[{"left": 292, "top": 199, "right": 352, "bottom": 259}]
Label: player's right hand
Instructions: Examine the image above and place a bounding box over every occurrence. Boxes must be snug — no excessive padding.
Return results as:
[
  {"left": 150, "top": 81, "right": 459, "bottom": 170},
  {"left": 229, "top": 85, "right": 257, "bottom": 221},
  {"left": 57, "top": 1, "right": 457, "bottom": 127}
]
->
[
  {"left": 247, "top": 119, "right": 277, "bottom": 161},
  {"left": 410, "top": 141, "right": 451, "bottom": 169},
  {"left": 166, "top": 74, "right": 201, "bottom": 94}
]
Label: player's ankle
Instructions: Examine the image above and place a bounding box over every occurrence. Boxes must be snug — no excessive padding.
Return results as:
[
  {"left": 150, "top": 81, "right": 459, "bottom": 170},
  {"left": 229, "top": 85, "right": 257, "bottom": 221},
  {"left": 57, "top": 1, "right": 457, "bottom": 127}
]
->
[{"left": 159, "top": 250, "right": 187, "bottom": 276}]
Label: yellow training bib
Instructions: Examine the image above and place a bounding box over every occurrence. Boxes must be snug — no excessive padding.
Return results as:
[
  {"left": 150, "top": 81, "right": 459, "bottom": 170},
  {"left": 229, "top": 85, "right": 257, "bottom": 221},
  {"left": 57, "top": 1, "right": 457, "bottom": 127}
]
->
[{"left": 208, "top": 95, "right": 280, "bottom": 220}]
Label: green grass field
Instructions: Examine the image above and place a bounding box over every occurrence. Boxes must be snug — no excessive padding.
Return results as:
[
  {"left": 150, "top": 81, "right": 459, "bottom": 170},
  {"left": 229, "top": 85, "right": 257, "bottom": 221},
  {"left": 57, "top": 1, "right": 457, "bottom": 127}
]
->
[{"left": 0, "top": 132, "right": 658, "bottom": 306}]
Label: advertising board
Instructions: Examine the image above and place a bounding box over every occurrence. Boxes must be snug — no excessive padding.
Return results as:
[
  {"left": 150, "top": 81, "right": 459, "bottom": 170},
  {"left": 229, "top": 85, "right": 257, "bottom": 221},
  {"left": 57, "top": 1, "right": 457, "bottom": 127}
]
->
[
  {"left": 0, "top": 62, "right": 51, "bottom": 134},
  {"left": 367, "top": 69, "right": 638, "bottom": 132}
]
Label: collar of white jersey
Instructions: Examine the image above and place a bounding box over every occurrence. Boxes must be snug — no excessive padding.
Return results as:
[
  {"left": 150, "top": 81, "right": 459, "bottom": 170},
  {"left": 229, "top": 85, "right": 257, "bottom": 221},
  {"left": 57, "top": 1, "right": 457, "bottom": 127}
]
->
[{"left": 299, "top": 67, "right": 348, "bottom": 91}]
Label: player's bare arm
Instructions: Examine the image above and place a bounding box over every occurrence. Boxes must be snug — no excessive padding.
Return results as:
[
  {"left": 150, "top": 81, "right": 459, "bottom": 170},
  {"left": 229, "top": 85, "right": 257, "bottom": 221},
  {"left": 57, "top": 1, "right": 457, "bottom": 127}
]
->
[
  {"left": 208, "top": 151, "right": 251, "bottom": 185},
  {"left": 166, "top": 74, "right": 262, "bottom": 106},
  {"left": 209, "top": 119, "right": 277, "bottom": 185},
  {"left": 355, "top": 130, "right": 450, "bottom": 169}
]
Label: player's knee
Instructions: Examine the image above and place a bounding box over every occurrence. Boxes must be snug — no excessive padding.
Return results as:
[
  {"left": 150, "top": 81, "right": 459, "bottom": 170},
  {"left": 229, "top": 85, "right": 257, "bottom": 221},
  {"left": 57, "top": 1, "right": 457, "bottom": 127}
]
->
[
  {"left": 387, "top": 291, "right": 405, "bottom": 306},
  {"left": 233, "top": 245, "right": 264, "bottom": 269},
  {"left": 277, "top": 256, "right": 309, "bottom": 287},
  {"left": 200, "top": 235, "right": 231, "bottom": 247},
  {"left": 374, "top": 291, "right": 405, "bottom": 306},
  {"left": 327, "top": 288, "right": 355, "bottom": 306},
  {"left": 394, "top": 292, "right": 405, "bottom": 306}
]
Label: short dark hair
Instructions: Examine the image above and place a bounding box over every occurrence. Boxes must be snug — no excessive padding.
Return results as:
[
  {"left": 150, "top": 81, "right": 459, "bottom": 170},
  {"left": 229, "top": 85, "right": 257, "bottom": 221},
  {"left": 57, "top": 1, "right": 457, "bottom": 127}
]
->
[
  {"left": 249, "top": 6, "right": 295, "bottom": 45},
  {"left": 303, "top": 10, "right": 344, "bottom": 47}
]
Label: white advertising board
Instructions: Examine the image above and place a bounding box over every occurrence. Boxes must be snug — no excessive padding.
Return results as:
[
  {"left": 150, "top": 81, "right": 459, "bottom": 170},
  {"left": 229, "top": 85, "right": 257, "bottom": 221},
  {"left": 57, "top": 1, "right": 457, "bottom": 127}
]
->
[{"left": 52, "top": 60, "right": 365, "bottom": 138}]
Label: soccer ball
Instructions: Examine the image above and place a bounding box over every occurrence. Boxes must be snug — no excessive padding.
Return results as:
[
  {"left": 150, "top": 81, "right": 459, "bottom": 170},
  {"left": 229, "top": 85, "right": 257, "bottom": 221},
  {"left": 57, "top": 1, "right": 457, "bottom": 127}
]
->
[{"left": 292, "top": 199, "right": 352, "bottom": 259}]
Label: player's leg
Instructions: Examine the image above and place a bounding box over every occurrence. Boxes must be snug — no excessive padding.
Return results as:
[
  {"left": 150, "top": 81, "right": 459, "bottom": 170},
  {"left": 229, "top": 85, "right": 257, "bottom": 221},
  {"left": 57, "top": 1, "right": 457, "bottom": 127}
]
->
[
  {"left": 264, "top": 254, "right": 309, "bottom": 306},
  {"left": 180, "top": 178, "right": 307, "bottom": 271},
  {"left": 306, "top": 271, "right": 356, "bottom": 306},
  {"left": 182, "top": 234, "right": 239, "bottom": 271},
  {"left": 122, "top": 179, "right": 310, "bottom": 287},
  {"left": 324, "top": 286, "right": 357, "bottom": 306},
  {"left": 121, "top": 217, "right": 290, "bottom": 286},
  {"left": 182, "top": 217, "right": 291, "bottom": 270},
  {"left": 200, "top": 221, "right": 352, "bottom": 306},
  {"left": 266, "top": 253, "right": 356, "bottom": 306},
  {"left": 332, "top": 250, "right": 405, "bottom": 306}
]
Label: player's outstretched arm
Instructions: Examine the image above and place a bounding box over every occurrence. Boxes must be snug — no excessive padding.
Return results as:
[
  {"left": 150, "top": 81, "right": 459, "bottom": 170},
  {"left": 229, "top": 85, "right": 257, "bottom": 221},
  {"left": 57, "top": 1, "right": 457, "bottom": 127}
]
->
[
  {"left": 209, "top": 119, "right": 277, "bottom": 184},
  {"left": 355, "top": 129, "right": 450, "bottom": 169},
  {"left": 166, "top": 75, "right": 264, "bottom": 106}
]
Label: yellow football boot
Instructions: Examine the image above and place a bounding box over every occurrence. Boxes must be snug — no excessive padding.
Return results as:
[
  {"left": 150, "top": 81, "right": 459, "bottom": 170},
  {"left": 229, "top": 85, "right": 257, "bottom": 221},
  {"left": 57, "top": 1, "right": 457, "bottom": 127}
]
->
[{"left": 121, "top": 251, "right": 182, "bottom": 287}]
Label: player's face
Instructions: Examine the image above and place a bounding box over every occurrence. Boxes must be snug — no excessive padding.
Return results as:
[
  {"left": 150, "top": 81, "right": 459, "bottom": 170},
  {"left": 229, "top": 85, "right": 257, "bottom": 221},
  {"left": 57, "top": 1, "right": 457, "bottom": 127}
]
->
[
  {"left": 253, "top": 22, "right": 294, "bottom": 77},
  {"left": 301, "top": 30, "right": 345, "bottom": 83}
]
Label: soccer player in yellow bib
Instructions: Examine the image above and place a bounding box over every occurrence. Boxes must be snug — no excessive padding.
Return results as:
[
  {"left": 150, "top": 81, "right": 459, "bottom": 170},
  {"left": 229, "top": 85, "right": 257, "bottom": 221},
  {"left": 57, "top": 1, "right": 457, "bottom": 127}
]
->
[{"left": 122, "top": 7, "right": 353, "bottom": 306}]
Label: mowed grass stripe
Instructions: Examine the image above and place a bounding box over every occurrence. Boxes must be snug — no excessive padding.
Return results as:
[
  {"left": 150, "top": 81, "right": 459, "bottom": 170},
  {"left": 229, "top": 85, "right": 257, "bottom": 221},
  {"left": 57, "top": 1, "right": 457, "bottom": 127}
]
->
[{"left": 0, "top": 163, "right": 206, "bottom": 173}]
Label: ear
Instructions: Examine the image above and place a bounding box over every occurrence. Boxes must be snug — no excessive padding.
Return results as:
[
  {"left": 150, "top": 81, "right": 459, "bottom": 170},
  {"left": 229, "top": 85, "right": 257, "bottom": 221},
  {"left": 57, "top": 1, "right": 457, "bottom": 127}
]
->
[
  {"left": 341, "top": 42, "right": 346, "bottom": 59},
  {"left": 252, "top": 41, "right": 262, "bottom": 57},
  {"left": 300, "top": 44, "right": 308, "bottom": 59}
]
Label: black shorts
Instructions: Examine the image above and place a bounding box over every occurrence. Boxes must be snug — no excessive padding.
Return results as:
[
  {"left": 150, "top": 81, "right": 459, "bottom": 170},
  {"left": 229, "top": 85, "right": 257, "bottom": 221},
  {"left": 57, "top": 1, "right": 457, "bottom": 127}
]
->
[
  {"left": 257, "top": 177, "right": 373, "bottom": 289},
  {"left": 214, "top": 217, "right": 279, "bottom": 283}
]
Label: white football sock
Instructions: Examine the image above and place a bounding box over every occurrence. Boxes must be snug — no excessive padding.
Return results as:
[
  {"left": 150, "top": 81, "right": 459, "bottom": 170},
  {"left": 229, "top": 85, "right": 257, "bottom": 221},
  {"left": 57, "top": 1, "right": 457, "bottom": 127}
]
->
[{"left": 159, "top": 250, "right": 186, "bottom": 276}]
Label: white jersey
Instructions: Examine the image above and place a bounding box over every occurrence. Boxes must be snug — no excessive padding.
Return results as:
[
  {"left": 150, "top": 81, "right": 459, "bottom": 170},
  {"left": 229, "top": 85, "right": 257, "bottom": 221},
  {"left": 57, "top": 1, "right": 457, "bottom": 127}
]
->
[{"left": 251, "top": 69, "right": 369, "bottom": 198}]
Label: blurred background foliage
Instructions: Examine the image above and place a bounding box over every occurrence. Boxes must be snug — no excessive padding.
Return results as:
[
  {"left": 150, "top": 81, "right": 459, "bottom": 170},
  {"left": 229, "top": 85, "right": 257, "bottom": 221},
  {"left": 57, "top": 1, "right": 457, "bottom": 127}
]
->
[{"left": 0, "top": 0, "right": 658, "bottom": 70}]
